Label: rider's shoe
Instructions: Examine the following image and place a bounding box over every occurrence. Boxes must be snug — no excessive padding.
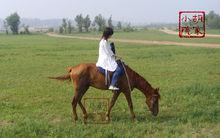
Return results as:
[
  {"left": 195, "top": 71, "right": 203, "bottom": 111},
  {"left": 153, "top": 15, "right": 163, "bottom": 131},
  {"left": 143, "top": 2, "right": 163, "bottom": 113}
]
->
[{"left": 109, "top": 85, "right": 119, "bottom": 91}]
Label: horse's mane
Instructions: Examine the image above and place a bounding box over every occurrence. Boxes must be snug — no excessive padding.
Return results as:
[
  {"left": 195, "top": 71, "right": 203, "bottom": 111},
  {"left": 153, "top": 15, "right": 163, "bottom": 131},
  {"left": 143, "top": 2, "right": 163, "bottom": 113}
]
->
[
  {"left": 125, "top": 64, "right": 152, "bottom": 86},
  {"left": 124, "top": 64, "right": 157, "bottom": 96}
]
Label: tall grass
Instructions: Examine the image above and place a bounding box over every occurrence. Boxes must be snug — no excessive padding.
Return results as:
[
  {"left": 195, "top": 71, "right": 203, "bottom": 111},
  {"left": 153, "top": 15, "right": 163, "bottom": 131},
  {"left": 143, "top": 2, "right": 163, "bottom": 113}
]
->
[{"left": 0, "top": 34, "right": 219, "bottom": 137}]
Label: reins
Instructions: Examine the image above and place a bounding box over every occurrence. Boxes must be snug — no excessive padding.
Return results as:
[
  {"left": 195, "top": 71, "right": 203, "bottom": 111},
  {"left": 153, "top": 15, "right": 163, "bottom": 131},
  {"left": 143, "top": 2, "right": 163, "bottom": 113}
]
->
[{"left": 120, "top": 59, "right": 132, "bottom": 93}]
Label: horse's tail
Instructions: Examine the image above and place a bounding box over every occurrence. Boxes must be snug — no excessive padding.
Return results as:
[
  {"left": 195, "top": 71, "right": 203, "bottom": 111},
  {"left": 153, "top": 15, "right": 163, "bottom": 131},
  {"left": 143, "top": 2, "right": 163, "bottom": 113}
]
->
[
  {"left": 48, "top": 67, "right": 71, "bottom": 81},
  {"left": 48, "top": 67, "right": 77, "bottom": 81},
  {"left": 48, "top": 74, "right": 71, "bottom": 81}
]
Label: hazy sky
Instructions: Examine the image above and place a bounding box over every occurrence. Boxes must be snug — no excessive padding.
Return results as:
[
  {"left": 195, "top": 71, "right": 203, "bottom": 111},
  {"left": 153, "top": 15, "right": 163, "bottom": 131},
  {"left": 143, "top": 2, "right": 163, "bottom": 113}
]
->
[{"left": 0, "top": 0, "right": 219, "bottom": 23}]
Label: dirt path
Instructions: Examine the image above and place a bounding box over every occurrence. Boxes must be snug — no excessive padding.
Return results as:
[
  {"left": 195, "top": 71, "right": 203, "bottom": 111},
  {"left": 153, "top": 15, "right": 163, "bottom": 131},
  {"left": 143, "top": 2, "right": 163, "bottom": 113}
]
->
[
  {"left": 160, "top": 28, "right": 220, "bottom": 38},
  {"left": 47, "top": 33, "right": 220, "bottom": 48}
]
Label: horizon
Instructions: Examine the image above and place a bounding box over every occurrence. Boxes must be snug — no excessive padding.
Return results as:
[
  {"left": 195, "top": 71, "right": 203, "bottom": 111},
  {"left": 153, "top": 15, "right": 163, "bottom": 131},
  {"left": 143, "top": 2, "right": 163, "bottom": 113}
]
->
[{"left": 0, "top": 17, "right": 179, "bottom": 28}]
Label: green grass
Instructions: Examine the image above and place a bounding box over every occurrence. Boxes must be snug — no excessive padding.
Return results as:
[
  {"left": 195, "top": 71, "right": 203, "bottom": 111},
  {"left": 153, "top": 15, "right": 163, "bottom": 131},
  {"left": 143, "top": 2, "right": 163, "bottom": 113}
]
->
[
  {"left": 66, "top": 29, "right": 220, "bottom": 44},
  {"left": 206, "top": 29, "right": 220, "bottom": 34},
  {"left": 0, "top": 34, "right": 220, "bottom": 137},
  {"left": 166, "top": 28, "right": 220, "bottom": 35}
]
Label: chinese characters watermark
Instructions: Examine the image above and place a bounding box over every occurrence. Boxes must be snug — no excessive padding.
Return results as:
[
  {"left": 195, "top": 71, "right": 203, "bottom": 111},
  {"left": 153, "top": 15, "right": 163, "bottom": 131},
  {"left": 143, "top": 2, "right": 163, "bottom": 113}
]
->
[
  {"left": 179, "top": 11, "right": 205, "bottom": 38},
  {"left": 83, "top": 97, "right": 110, "bottom": 124}
]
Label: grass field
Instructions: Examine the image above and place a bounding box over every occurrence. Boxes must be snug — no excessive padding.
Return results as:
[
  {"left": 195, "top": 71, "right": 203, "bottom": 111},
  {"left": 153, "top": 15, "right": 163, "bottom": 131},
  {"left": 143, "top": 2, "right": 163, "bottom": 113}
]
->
[
  {"left": 65, "top": 29, "right": 220, "bottom": 44},
  {"left": 205, "top": 29, "right": 220, "bottom": 34},
  {"left": 0, "top": 33, "right": 220, "bottom": 137}
]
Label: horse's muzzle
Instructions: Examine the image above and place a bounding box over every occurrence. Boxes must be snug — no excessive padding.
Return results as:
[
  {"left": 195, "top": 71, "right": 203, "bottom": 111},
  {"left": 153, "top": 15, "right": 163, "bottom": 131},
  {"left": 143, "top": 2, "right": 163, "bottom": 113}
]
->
[{"left": 151, "top": 102, "right": 159, "bottom": 116}]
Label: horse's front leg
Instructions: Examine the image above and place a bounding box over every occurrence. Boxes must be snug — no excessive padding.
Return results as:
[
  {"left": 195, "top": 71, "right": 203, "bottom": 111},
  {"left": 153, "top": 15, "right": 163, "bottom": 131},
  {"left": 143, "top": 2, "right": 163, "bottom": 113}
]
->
[
  {"left": 123, "top": 92, "right": 136, "bottom": 121},
  {"left": 106, "top": 91, "right": 120, "bottom": 122}
]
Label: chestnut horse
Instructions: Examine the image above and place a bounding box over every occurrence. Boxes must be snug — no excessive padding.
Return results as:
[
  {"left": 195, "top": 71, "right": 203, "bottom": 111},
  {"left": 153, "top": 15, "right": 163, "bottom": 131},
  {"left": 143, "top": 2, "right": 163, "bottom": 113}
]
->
[{"left": 49, "top": 63, "right": 160, "bottom": 121}]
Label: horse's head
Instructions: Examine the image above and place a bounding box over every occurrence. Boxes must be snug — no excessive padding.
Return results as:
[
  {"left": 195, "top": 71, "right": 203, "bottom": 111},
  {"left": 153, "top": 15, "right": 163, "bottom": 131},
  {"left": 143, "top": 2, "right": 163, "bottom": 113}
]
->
[{"left": 146, "top": 88, "right": 160, "bottom": 116}]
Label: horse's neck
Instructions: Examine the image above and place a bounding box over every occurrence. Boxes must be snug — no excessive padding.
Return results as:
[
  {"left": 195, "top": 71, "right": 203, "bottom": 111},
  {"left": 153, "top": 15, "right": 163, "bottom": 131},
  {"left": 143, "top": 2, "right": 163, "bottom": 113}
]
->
[{"left": 127, "top": 66, "right": 154, "bottom": 97}]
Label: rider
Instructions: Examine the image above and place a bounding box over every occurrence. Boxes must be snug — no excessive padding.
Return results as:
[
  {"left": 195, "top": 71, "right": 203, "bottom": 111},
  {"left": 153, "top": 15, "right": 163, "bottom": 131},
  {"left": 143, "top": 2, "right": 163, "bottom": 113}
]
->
[{"left": 96, "top": 27, "right": 123, "bottom": 91}]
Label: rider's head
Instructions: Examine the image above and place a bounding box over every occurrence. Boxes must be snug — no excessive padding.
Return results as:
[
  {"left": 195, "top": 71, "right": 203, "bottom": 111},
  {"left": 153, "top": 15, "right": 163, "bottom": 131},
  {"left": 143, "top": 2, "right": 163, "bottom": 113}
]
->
[{"left": 102, "top": 27, "right": 114, "bottom": 40}]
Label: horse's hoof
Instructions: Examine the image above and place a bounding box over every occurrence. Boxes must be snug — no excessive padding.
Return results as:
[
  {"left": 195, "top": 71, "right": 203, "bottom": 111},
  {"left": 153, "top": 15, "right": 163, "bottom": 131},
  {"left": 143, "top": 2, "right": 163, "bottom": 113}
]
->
[
  {"left": 83, "top": 114, "right": 88, "bottom": 120},
  {"left": 83, "top": 116, "right": 88, "bottom": 124},
  {"left": 105, "top": 116, "right": 110, "bottom": 122},
  {"left": 131, "top": 117, "right": 136, "bottom": 122},
  {"left": 131, "top": 115, "right": 136, "bottom": 122},
  {"left": 83, "top": 120, "right": 87, "bottom": 124},
  {"left": 72, "top": 116, "right": 78, "bottom": 122}
]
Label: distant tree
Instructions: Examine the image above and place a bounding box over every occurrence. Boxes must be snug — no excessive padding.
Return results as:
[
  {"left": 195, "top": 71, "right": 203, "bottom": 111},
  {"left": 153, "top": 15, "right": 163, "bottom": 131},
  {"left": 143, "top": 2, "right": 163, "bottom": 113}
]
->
[
  {"left": 67, "top": 20, "right": 72, "bottom": 34},
  {"left": 19, "top": 24, "right": 30, "bottom": 34},
  {"left": 24, "top": 25, "right": 30, "bottom": 34},
  {"left": 62, "top": 18, "right": 67, "bottom": 33},
  {"left": 123, "top": 23, "right": 134, "bottom": 32},
  {"left": 108, "top": 15, "right": 114, "bottom": 29},
  {"left": 3, "top": 20, "right": 9, "bottom": 34},
  {"left": 48, "top": 27, "right": 54, "bottom": 32},
  {"left": 59, "top": 26, "right": 64, "bottom": 34},
  {"left": 94, "top": 14, "right": 106, "bottom": 31},
  {"left": 91, "top": 20, "right": 97, "bottom": 32},
  {"left": 117, "top": 21, "right": 122, "bottom": 30},
  {"left": 83, "top": 15, "right": 91, "bottom": 32},
  {"left": 5, "top": 12, "right": 20, "bottom": 34},
  {"left": 206, "top": 11, "right": 220, "bottom": 29},
  {"left": 75, "top": 14, "right": 83, "bottom": 32}
]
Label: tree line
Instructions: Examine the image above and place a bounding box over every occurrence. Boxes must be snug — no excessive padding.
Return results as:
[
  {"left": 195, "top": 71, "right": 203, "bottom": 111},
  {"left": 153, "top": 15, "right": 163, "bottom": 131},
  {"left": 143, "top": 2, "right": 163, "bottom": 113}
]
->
[
  {"left": 3, "top": 11, "right": 220, "bottom": 35},
  {"left": 206, "top": 11, "right": 220, "bottom": 29},
  {"left": 2, "top": 12, "right": 130, "bottom": 35},
  {"left": 58, "top": 14, "right": 129, "bottom": 34},
  {"left": 57, "top": 11, "right": 220, "bottom": 34}
]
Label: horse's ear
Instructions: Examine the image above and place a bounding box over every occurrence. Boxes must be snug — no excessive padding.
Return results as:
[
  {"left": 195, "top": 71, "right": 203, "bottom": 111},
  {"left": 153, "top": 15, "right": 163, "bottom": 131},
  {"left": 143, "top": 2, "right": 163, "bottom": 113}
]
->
[{"left": 156, "top": 88, "right": 160, "bottom": 91}]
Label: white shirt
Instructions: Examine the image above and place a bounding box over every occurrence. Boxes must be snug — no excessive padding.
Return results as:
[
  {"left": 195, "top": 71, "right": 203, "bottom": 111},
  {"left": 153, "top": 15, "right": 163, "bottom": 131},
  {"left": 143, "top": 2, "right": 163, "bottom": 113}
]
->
[{"left": 96, "top": 39, "right": 118, "bottom": 72}]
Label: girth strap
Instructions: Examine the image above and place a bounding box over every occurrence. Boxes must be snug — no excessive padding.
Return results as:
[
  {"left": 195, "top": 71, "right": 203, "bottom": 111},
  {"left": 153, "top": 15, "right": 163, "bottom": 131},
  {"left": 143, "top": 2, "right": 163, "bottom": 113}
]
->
[{"left": 105, "top": 69, "right": 110, "bottom": 86}]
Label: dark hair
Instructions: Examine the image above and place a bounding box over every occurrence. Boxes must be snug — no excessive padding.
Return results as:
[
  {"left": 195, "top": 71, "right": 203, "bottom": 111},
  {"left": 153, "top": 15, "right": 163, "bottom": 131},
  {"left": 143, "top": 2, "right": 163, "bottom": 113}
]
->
[{"left": 102, "top": 27, "right": 114, "bottom": 40}]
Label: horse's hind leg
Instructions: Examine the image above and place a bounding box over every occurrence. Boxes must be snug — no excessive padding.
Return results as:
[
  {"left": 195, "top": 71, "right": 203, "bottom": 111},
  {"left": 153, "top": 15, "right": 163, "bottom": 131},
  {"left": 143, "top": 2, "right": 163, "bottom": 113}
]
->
[
  {"left": 106, "top": 91, "right": 120, "bottom": 121},
  {"left": 72, "top": 93, "right": 79, "bottom": 121},
  {"left": 71, "top": 78, "right": 81, "bottom": 121},
  {"left": 78, "top": 100, "right": 87, "bottom": 121},
  {"left": 78, "top": 86, "right": 89, "bottom": 122},
  {"left": 72, "top": 87, "right": 88, "bottom": 122}
]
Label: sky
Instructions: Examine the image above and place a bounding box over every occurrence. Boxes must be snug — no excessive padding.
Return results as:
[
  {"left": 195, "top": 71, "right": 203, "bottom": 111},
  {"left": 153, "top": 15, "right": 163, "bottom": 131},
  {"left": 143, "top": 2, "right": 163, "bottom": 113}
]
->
[{"left": 0, "top": 0, "right": 220, "bottom": 24}]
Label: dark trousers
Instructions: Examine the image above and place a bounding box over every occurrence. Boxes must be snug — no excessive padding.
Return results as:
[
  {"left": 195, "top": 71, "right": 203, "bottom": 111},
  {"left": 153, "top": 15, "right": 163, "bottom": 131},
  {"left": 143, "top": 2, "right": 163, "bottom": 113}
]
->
[{"left": 97, "top": 63, "right": 124, "bottom": 87}]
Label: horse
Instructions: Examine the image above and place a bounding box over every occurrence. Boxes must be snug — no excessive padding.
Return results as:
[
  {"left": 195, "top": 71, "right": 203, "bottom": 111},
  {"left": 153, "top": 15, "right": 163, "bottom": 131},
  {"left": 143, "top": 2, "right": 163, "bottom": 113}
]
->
[{"left": 49, "top": 63, "right": 160, "bottom": 122}]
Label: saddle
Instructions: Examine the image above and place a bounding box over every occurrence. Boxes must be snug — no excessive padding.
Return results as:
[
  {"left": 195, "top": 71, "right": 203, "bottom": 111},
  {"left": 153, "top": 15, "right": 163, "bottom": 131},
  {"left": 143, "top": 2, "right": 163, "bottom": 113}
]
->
[{"left": 97, "top": 60, "right": 124, "bottom": 86}]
